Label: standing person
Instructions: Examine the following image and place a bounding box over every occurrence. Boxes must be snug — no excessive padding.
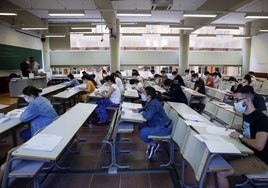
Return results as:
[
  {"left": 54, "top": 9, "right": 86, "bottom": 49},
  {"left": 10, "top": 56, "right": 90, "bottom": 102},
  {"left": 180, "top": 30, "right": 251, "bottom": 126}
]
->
[
  {"left": 210, "top": 86, "right": 268, "bottom": 188},
  {"left": 133, "top": 86, "right": 172, "bottom": 159},
  {"left": 29, "top": 57, "right": 39, "bottom": 76},
  {"left": 94, "top": 75, "right": 121, "bottom": 124},
  {"left": 20, "top": 57, "right": 32, "bottom": 77},
  {"left": 79, "top": 74, "right": 96, "bottom": 102},
  {"left": 66, "top": 73, "right": 80, "bottom": 87},
  {"left": 204, "top": 71, "right": 215, "bottom": 88},
  {"left": 19, "top": 86, "right": 58, "bottom": 141},
  {"left": 212, "top": 72, "right": 221, "bottom": 89},
  {"left": 192, "top": 73, "right": 206, "bottom": 94},
  {"left": 215, "top": 67, "right": 222, "bottom": 78}
]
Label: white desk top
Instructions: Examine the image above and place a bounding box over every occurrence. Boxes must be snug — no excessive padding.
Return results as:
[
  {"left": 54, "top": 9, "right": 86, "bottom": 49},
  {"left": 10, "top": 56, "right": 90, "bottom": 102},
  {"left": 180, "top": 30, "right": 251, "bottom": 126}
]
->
[
  {"left": 121, "top": 102, "right": 145, "bottom": 122},
  {"left": 182, "top": 87, "right": 206, "bottom": 97},
  {"left": 40, "top": 84, "right": 67, "bottom": 96},
  {"left": 52, "top": 89, "right": 80, "bottom": 99},
  {"left": 0, "top": 104, "right": 9, "bottom": 110},
  {"left": 12, "top": 103, "right": 97, "bottom": 160},
  {"left": 0, "top": 117, "right": 21, "bottom": 134}
]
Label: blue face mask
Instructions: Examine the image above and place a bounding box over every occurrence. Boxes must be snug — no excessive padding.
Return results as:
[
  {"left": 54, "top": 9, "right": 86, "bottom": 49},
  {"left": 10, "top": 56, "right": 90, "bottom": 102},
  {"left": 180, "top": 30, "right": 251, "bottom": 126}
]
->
[{"left": 234, "top": 101, "right": 247, "bottom": 114}]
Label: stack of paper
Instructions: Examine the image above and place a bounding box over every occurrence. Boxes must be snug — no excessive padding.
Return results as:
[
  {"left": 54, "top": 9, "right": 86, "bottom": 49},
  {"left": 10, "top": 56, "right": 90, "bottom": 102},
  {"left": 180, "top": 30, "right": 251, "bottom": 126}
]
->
[{"left": 6, "top": 108, "right": 25, "bottom": 118}]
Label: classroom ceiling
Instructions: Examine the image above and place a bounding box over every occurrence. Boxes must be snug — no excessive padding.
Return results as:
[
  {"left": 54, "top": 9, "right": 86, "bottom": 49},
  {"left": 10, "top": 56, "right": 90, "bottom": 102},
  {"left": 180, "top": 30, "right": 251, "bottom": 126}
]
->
[{"left": 1, "top": 0, "right": 268, "bottom": 38}]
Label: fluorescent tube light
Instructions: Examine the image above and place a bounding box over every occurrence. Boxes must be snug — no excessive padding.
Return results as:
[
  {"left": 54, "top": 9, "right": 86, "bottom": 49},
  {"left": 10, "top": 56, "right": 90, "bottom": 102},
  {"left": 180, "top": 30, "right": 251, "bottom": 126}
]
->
[
  {"left": 122, "top": 33, "right": 143, "bottom": 36},
  {"left": 0, "top": 11, "right": 17, "bottom": 16},
  {"left": 245, "top": 13, "right": 268, "bottom": 19},
  {"left": 183, "top": 12, "right": 217, "bottom": 18},
  {"left": 169, "top": 25, "right": 194, "bottom": 30},
  {"left": 44, "top": 34, "right": 66, "bottom": 37},
  {"left": 83, "top": 33, "right": 103, "bottom": 36},
  {"left": 259, "top": 29, "right": 268, "bottom": 32},
  {"left": 160, "top": 33, "right": 180, "bottom": 36},
  {"left": 117, "top": 10, "right": 151, "bottom": 17},
  {"left": 71, "top": 27, "right": 94, "bottom": 30},
  {"left": 197, "top": 34, "right": 217, "bottom": 37},
  {"left": 232, "top": 35, "right": 251, "bottom": 39},
  {"left": 21, "top": 27, "right": 48, "bottom": 30},
  {"left": 215, "top": 26, "right": 240, "bottom": 30},
  {"left": 48, "top": 10, "right": 85, "bottom": 17}
]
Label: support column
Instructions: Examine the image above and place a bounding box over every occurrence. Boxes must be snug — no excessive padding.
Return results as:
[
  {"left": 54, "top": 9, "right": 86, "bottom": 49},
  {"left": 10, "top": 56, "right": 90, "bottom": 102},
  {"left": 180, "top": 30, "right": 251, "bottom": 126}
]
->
[
  {"left": 42, "top": 38, "right": 50, "bottom": 73},
  {"left": 242, "top": 22, "right": 251, "bottom": 76},
  {"left": 110, "top": 19, "right": 120, "bottom": 73},
  {"left": 179, "top": 31, "right": 189, "bottom": 76}
]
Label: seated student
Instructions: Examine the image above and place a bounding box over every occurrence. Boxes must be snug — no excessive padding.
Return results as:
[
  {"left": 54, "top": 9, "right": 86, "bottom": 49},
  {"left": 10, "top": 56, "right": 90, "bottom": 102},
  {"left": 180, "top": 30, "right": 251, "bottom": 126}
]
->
[
  {"left": 160, "top": 70, "right": 168, "bottom": 80},
  {"left": 90, "top": 74, "right": 102, "bottom": 88},
  {"left": 79, "top": 74, "right": 96, "bottom": 102},
  {"left": 66, "top": 73, "right": 80, "bottom": 87},
  {"left": 228, "top": 76, "right": 242, "bottom": 93},
  {"left": 129, "top": 78, "right": 146, "bottom": 104},
  {"left": 162, "top": 78, "right": 188, "bottom": 104},
  {"left": 154, "top": 74, "right": 164, "bottom": 87},
  {"left": 185, "top": 69, "right": 191, "bottom": 81},
  {"left": 112, "top": 72, "right": 124, "bottom": 93},
  {"left": 204, "top": 71, "right": 215, "bottom": 88},
  {"left": 173, "top": 74, "right": 185, "bottom": 86},
  {"left": 212, "top": 72, "right": 221, "bottom": 89},
  {"left": 234, "top": 85, "right": 267, "bottom": 115},
  {"left": 133, "top": 86, "right": 172, "bottom": 159},
  {"left": 192, "top": 73, "right": 206, "bottom": 94},
  {"left": 210, "top": 86, "right": 268, "bottom": 188},
  {"left": 20, "top": 86, "right": 58, "bottom": 141},
  {"left": 94, "top": 75, "right": 121, "bottom": 124},
  {"left": 132, "top": 72, "right": 143, "bottom": 83}
]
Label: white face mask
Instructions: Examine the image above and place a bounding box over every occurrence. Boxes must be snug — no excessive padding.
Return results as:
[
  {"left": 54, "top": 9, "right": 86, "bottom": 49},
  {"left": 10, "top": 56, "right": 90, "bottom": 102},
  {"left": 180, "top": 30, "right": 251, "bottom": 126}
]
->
[
  {"left": 234, "top": 101, "right": 247, "bottom": 114},
  {"left": 230, "top": 81, "right": 235, "bottom": 86},
  {"left": 155, "top": 78, "right": 159, "bottom": 84},
  {"left": 24, "top": 96, "right": 32, "bottom": 103},
  {"left": 192, "top": 78, "right": 197, "bottom": 82}
]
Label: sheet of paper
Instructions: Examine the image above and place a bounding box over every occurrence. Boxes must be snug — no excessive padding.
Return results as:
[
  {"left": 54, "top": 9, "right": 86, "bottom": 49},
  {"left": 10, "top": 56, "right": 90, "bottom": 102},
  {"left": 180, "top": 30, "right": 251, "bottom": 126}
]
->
[
  {"left": 194, "top": 134, "right": 241, "bottom": 154},
  {"left": 205, "top": 126, "right": 235, "bottom": 137},
  {"left": 181, "top": 113, "right": 205, "bottom": 122},
  {"left": 6, "top": 108, "right": 25, "bottom": 118},
  {"left": 23, "top": 133, "right": 63, "bottom": 151},
  {"left": 0, "top": 117, "right": 10, "bottom": 123},
  {"left": 184, "top": 120, "right": 209, "bottom": 127},
  {"left": 121, "top": 102, "right": 142, "bottom": 109}
]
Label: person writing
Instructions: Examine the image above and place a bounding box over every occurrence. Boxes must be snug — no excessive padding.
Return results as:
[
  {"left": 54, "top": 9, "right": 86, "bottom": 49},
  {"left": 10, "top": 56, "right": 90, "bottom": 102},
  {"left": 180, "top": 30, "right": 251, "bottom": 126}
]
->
[
  {"left": 133, "top": 86, "right": 172, "bottom": 159},
  {"left": 66, "top": 73, "right": 80, "bottom": 87},
  {"left": 79, "top": 74, "right": 96, "bottom": 102},
  {"left": 20, "top": 86, "right": 58, "bottom": 141},
  {"left": 209, "top": 86, "right": 268, "bottom": 188},
  {"left": 94, "top": 75, "right": 121, "bottom": 124}
]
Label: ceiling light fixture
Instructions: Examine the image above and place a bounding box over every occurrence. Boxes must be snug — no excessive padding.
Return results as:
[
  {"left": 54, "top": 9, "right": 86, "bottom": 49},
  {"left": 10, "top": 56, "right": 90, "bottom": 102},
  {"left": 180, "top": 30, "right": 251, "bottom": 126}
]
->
[
  {"left": 21, "top": 27, "right": 48, "bottom": 30},
  {"left": 83, "top": 33, "right": 104, "bottom": 36},
  {"left": 122, "top": 33, "right": 143, "bottom": 36},
  {"left": 259, "top": 29, "right": 268, "bottom": 32},
  {"left": 48, "top": 10, "right": 85, "bottom": 17},
  {"left": 245, "top": 13, "right": 268, "bottom": 19},
  {"left": 160, "top": 33, "right": 180, "bottom": 36},
  {"left": 71, "top": 26, "right": 94, "bottom": 30},
  {"left": 197, "top": 34, "right": 217, "bottom": 37},
  {"left": 183, "top": 12, "right": 217, "bottom": 18},
  {"left": 117, "top": 10, "right": 151, "bottom": 17},
  {"left": 215, "top": 26, "right": 240, "bottom": 30},
  {"left": 169, "top": 25, "right": 194, "bottom": 30},
  {"left": 232, "top": 35, "right": 251, "bottom": 39},
  {"left": 0, "top": 10, "right": 17, "bottom": 16},
  {"left": 44, "top": 34, "right": 66, "bottom": 38}
]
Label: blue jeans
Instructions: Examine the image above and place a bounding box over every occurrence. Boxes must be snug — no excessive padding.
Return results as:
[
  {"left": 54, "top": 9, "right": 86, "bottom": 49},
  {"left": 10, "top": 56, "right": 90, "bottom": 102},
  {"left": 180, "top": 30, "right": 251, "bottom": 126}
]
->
[
  {"left": 138, "top": 124, "right": 172, "bottom": 144},
  {"left": 95, "top": 98, "right": 120, "bottom": 123}
]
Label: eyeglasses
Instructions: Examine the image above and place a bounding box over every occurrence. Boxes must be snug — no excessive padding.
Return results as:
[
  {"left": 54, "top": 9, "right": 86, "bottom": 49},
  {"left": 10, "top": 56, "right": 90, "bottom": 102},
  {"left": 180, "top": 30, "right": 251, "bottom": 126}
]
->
[{"left": 234, "top": 97, "right": 246, "bottom": 103}]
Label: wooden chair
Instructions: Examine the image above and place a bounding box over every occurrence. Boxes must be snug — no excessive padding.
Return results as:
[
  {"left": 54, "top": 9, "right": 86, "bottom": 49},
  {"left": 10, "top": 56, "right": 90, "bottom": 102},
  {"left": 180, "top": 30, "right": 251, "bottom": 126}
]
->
[{"left": 1, "top": 147, "right": 46, "bottom": 188}]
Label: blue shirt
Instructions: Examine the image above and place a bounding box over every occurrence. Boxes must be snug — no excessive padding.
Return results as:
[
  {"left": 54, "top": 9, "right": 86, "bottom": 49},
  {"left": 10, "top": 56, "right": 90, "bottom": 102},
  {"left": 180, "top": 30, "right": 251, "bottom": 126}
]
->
[
  {"left": 67, "top": 79, "right": 80, "bottom": 87},
  {"left": 138, "top": 98, "right": 170, "bottom": 129},
  {"left": 20, "top": 96, "right": 58, "bottom": 136}
]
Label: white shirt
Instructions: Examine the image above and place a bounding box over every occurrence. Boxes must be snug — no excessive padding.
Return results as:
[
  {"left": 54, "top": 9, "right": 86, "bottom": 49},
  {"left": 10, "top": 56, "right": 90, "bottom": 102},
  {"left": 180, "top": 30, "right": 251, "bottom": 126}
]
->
[
  {"left": 110, "top": 83, "right": 121, "bottom": 104},
  {"left": 115, "top": 77, "right": 124, "bottom": 93}
]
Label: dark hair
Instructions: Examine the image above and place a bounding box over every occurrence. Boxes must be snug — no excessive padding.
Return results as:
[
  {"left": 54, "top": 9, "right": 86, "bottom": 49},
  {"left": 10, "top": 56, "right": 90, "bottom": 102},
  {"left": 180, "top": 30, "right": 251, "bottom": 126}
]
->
[
  {"left": 172, "top": 71, "right": 177, "bottom": 75},
  {"left": 164, "top": 78, "right": 172, "bottom": 86},
  {"left": 192, "top": 73, "right": 199, "bottom": 78},
  {"left": 67, "top": 73, "right": 74, "bottom": 80},
  {"left": 22, "top": 86, "right": 42, "bottom": 96},
  {"left": 248, "top": 71, "right": 254, "bottom": 75},
  {"left": 228, "top": 76, "right": 238, "bottom": 82},
  {"left": 82, "top": 74, "right": 97, "bottom": 86},
  {"left": 132, "top": 72, "right": 139, "bottom": 76},
  {"left": 104, "top": 75, "right": 115, "bottom": 83},
  {"left": 185, "top": 69, "right": 189, "bottom": 73},
  {"left": 145, "top": 86, "right": 162, "bottom": 101},
  {"left": 129, "top": 79, "right": 139, "bottom": 85},
  {"left": 234, "top": 85, "right": 254, "bottom": 101},
  {"left": 154, "top": 74, "right": 162, "bottom": 78},
  {"left": 204, "top": 71, "right": 210, "bottom": 75},
  {"left": 243, "top": 74, "right": 252, "bottom": 84}
]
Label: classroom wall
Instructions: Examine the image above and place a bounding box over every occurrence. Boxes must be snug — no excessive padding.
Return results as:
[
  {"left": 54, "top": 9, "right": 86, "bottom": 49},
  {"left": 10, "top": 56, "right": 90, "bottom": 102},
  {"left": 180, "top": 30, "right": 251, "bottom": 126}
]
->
[
  {"left": 250, "top": 33, "right": 268, "bottom": 73},
  {"left": 0, "top": 24, "right": 43, "bottom": 77},
  {"left": 50, "top": 50, "right": 242, "bottom": 66}
]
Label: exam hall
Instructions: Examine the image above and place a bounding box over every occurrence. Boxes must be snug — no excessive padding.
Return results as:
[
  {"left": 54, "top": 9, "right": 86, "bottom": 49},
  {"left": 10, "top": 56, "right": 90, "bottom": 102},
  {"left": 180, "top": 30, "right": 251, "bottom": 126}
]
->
[{"left": 1, "top": 0, "right": 268, "bottom": 188}]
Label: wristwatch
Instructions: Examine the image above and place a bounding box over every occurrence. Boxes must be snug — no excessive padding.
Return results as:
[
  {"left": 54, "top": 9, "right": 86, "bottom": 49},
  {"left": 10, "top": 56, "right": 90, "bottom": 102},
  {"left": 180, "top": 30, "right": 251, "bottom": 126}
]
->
[{"left": 239, "top": 134, "right": 244, "bottom": 139}]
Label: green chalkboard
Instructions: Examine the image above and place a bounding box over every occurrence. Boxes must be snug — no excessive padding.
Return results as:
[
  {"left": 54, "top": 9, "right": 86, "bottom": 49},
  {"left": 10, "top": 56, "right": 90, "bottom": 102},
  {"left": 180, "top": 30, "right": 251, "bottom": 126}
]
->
[{"left": 0, "top": 44, "right": 42, "bottom": 70}]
